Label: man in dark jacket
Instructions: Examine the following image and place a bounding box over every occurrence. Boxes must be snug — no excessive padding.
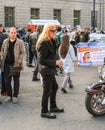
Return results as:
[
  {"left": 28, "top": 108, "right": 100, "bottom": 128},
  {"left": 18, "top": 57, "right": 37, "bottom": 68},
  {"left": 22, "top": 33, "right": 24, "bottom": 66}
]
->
[
  {"left": 0, "top": 24, "right": 7, "bottom": 96},
  {"left": 0, "top": 24, "right": 6, "bottom": 51},
  {"left": 24, "top": 28, "right": 33, "bottom": 67},
  {"left": 81, "top": 27, "right": 90, "bottom": 42}
]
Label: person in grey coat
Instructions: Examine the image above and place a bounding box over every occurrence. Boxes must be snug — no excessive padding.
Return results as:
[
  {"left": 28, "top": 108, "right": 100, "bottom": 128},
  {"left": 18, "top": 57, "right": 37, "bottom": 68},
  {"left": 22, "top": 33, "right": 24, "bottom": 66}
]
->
[
  {"left": 29, "top": 25, "right": 43, "bottom": 81},
  {"left": 59, "top": 34, "right": 77, "bottom": 93}
]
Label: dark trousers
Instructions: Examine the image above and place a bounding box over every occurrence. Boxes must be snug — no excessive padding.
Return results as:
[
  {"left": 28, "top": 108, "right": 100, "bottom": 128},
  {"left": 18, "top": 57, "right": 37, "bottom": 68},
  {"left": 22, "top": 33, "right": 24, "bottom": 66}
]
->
[
  {"left": 41, "top": 74, "right": 58, "bottom": 113},
  {"left": 33, "top": 56, "right": 38, "bottom": 79},
  {"left": 1, "top": 72, "right": 7, "bottom": 93},
  {"left": 4, "top": 65, "right": 20, "bottom": 97},
  {"left": 33, "top": 64, "right": 38, "bottom": 78},
  {"left": 29, "top": 48, "right": 34, "bottom": 64}
]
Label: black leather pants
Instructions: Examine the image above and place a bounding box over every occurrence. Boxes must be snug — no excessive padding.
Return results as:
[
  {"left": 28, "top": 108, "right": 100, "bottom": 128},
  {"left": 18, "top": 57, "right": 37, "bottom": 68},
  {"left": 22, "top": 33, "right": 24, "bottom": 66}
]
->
[{"left": 41, "top": 74, "right": 58, "bottom": 113}]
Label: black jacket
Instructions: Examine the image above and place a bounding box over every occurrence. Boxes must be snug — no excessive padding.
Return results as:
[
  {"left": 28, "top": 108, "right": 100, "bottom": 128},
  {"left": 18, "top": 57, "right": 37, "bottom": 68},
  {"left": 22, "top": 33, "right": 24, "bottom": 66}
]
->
[
  {"left": 0, "top": 32, "right": 5, "bottom": 51},
  {"left": 37, "top": 39, "right": 56, "bottom": 75}
]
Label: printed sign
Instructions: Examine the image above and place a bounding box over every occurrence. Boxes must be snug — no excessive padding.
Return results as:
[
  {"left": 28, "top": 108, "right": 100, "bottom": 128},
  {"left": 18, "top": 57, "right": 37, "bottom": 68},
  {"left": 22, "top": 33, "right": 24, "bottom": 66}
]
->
[{"left": 77, "top": 42, "right": 105, "bottom": 66}]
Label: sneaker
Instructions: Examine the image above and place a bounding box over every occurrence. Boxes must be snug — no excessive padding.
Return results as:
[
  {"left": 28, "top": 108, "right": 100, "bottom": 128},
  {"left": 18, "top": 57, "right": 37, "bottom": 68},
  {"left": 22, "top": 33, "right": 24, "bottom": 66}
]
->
[
  {"left": 13, "top": 97, "right": 18, "bottom": 104},
  {"left": 41, "top": 112, "right": 56, "bottom": 119},
  {"left": 4, "top": 96, "right": 12, "bottom": 103},
  {"left": 61, "top": 88, "right": 68, "bottom": 93}
]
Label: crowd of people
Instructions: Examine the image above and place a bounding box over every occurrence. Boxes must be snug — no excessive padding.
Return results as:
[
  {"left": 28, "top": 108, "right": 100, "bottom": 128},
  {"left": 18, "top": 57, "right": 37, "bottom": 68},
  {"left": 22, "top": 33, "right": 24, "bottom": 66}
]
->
[{"left": 0, "top": 23, "right": 104, "bottom": 119}]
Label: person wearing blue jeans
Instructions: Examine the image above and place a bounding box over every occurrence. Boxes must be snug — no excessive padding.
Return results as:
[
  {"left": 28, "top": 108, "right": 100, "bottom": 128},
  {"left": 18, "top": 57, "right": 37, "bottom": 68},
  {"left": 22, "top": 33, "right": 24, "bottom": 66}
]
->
[{"left": 29, "top": 25, "right": 43, "bottom": 81}]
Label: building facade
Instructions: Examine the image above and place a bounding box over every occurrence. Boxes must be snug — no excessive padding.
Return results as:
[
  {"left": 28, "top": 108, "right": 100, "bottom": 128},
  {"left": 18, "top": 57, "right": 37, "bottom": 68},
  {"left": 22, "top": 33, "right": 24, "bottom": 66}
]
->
[{"left": 0, "top": 0, "right": 105, "bottom": 30}]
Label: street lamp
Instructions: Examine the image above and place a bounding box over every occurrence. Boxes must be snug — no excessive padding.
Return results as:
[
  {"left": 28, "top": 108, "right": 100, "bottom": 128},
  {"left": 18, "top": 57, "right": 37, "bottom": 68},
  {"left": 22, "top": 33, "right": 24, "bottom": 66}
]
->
[{"left": 93, "top": 0, "right": 96, "bottom": 30}]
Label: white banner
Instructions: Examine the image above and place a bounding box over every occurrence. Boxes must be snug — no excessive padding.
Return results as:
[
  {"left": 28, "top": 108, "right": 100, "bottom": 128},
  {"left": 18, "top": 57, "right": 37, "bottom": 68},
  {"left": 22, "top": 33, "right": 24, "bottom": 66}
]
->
[{"left": 77, "top": 42, "right": 105, "bottom": 66}]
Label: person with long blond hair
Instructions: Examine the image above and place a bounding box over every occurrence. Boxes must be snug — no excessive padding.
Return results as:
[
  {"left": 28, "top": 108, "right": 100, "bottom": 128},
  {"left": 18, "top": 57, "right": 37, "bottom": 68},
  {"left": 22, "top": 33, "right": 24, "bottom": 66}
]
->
[
  {"left": 36, "top": 23, "right": 64, "bottom": 119},
  {"left": 59, "top": 34, "right": 77, "bottom": 93}
]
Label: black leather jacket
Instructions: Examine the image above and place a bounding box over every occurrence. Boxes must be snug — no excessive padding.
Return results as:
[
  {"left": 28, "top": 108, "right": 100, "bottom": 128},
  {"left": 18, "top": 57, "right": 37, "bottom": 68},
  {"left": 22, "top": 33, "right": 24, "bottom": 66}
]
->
[{"left": 37, "top": 39, "right": 56, "bottom": 75}]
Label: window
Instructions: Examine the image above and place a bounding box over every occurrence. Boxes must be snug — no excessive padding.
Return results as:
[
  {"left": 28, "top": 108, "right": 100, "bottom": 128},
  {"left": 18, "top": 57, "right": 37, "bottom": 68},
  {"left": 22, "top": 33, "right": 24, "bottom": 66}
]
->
[
  {"left": 31, "top": 8, "right": 40, "bottom": 19},
  {"left": 53, "top": 9, "right": 61, "bottom": 23},
  {"left": 4, "top": 7, "right": 15, "bottom": 27},
  {"left": 74, "top": 10, "right": 80, "bottom": 27},
  {"left": 91, "top": 11, "right": 97, "bottom": 28}
]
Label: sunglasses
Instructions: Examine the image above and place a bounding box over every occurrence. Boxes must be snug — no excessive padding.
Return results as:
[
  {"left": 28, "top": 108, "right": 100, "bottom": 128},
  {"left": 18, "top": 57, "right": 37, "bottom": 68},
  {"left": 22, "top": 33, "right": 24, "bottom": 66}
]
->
[{"left": 50, "top": 30, "right": 56, "bottom": 33}]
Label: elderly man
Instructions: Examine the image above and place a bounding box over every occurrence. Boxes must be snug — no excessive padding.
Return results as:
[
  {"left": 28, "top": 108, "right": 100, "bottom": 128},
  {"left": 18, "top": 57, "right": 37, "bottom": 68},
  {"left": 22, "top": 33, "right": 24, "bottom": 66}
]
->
[{"left": 1, "top": 27, "right": 25, "bottom": 104}]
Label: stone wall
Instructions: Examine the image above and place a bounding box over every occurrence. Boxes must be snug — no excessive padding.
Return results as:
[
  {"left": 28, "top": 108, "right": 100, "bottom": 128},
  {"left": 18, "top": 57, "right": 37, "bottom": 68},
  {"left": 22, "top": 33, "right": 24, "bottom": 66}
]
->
[{"left": 0, "top": 0, "right": 104, "bottom": 30}]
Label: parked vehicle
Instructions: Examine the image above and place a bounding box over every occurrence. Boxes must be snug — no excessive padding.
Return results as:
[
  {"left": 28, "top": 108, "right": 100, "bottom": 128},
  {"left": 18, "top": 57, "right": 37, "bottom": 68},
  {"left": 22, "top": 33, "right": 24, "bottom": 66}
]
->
[
  {"left": 89, "top": 33, "right": 105, "bottom": 42},
  {"left": 85, "top": 58, "right": 105, "bottom": 116},
  {"left": 27, "top": 19, "right": 60, "bottom": 31}
]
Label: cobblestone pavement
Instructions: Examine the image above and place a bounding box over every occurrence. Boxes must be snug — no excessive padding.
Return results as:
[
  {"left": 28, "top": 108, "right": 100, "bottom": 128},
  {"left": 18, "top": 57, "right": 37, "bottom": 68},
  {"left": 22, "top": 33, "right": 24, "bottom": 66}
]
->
[{"left": 0, "top": 65, "right": 105, "bottom": 130}]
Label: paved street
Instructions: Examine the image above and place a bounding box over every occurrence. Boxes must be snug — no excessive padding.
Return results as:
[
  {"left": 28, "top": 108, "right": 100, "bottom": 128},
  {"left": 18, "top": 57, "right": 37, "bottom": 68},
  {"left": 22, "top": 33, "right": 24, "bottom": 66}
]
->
[{"left": 0, "top": 65, "right": 105, "bottom": 130}]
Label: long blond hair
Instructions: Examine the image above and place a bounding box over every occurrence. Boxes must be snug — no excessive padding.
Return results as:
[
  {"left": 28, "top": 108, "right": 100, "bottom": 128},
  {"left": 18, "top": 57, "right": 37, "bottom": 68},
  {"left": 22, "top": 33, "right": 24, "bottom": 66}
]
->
[{"left": 36, "top": 23, "right": 56, "bottom": 48}]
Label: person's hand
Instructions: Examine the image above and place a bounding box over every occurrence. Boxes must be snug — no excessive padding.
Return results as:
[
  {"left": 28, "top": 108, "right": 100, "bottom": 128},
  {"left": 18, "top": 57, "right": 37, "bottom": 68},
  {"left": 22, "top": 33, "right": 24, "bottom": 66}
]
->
[{"left": 56, "top": 60, "right": 62, "bottom": 68}]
